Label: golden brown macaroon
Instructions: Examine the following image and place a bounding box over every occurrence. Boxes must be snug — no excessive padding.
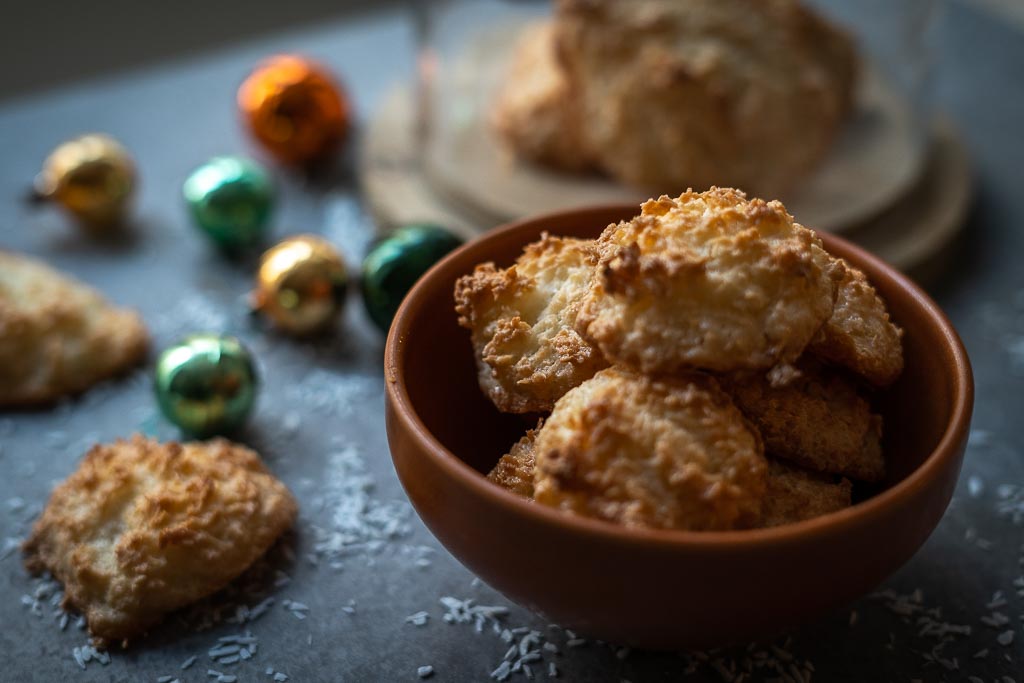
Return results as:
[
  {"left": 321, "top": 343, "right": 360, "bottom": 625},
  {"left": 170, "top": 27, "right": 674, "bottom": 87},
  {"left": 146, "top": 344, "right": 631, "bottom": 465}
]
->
[
  {"left": 455, "top": 234, "right": 608, "bottom": 413},
  {"left": 809, "top": 258, "right": 904, "bottom": 387},
  {"left": 488, "top": 422, "right": 853, "bottom": 528},
  {"left": 533, "top": 367, "right": 768, "bottom": 531},
  {"left": 760, "top": 459, "right": 852, "bottom": 528},
  {"left": 576, "top": 189, "right": 836, "bottom": 376},
  {"left": 722, "top": 360, "right": 885, "bottom": 482},
  {"left": 23, "top": 436, "right": 297, "bottom": 645},
  {"left": 0, "top": 251, "right": 148, "bottom": 407},
  {"left": 486, "top": 420, "right": 543, "bottom": 498},
  {"left": 553, "top": 0, "right": 857, "bottom": 195},
  {"left": 491, "top": 22, "right": 594, "bottom": 172}
]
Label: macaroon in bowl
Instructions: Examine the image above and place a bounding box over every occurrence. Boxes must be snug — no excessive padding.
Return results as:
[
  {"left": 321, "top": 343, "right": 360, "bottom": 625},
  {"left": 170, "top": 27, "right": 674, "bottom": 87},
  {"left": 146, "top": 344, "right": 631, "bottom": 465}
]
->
[{"left": 383, "top": 201, "right": 973, "bottom": 650}]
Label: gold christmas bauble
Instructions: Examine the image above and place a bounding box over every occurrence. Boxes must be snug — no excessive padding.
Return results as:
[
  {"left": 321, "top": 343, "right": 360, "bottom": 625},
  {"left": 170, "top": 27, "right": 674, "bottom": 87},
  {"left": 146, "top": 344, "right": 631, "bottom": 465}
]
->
[
  {"left": 35, "top": 133, "right": 136, "bottom": 229},
  {"left": 253, "top": 235, "right": 348, "bottom": 335}
]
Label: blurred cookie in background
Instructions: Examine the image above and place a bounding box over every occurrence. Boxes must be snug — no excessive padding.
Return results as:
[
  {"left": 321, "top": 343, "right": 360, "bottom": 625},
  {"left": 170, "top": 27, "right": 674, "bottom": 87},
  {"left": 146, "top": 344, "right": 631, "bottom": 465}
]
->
[{"left": 0, "top": 251, "right": 148, "bottom": 407}]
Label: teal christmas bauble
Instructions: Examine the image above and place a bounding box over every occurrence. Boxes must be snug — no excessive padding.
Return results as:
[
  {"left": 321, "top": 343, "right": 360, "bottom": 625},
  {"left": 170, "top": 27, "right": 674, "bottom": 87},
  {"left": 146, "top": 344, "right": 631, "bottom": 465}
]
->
[
  {"left": 361, "top": 224, "right": 462, "bottom": 333},
  {"left": 183, "top": 156, "right": 273, "bottom": 250},
  {"left": 154, "top": 334, "right": 257, "bottom": 437}
]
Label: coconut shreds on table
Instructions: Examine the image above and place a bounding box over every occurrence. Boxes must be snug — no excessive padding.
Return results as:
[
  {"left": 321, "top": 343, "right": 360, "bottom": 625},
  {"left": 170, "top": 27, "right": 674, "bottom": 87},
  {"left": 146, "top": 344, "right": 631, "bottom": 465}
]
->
[
  {"left": 207, "top": 631, "right": 259, "bottom": 666},
  {"left": 995, "top": 484, "right": 1024, "bottom": 524},
  {"left": 207, "top": 671, "right": 238, "bottom": 683},
  {"left": 968, "top": 476, "right": 985, "bottom": 497},
  {"left": 282, "top": 599, "right": 310, "bottom": 620},
  {"left": 406, "top": 611, "right": 430, "bottom": 627},
  {"left": 987, "top": 591, "right": 1008, "bottom": 609},
  {"left": 71, "top": 643, "right": 110, "bottom": 670},
  {"left": 307, "top": 446, "right": 413, "bottom": 565},
  {"left": 436, "top": 595, "right": 559, "bottom": 681},
  {"left": 7, "top": 394, "right": 1023, "bottom": 680},
  {"left": 227, "top": 596, "right": 276, "bottom": 625},
  {"left": 982, "top": 612, "right": 1011, "bottom": 628},
  {"left": 430, "top": 595, "right": 827, "bottom": 682}
]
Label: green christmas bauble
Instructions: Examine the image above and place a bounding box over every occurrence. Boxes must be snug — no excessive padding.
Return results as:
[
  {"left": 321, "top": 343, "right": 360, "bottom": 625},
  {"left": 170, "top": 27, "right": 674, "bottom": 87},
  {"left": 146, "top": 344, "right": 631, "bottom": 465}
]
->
[
  {"left": 154, "top": 334, "right": 257, "bottom": 437},
  {"left": 183, "top": 156, "right": 273, "bottom": 250},
  {"left": 361, "top": 224, "right": 462, "bottom": 333}
]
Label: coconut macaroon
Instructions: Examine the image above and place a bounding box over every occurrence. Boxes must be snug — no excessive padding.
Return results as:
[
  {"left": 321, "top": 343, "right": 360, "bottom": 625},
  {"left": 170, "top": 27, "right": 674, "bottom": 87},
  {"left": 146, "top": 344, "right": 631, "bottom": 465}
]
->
[
  {"left": 455, "top": 235, "right": 608, "bottom": 413},
  {"left": 809, "top": 258, "right": 904, "bottom": 387},
  {"left": 552, "top": 0, "right": 856, "bottom": 195},
  {"left": 488, "top": 429, "right": 853, "bottom": 528},
  {"left": 576, "top": 189, "right": 836, "bottom": 376},
  {"left": 0, "top": 251, "right": 148, "bottom": 407},
  {"left": 23, "top": 436, "right": 297, "bottom": 645},
  {"left": 759, "top": 459, "right": 853, "bottom": 528},
  {"left": 532, "top": 367, "right": 768, "bottom": 531},
  {"left": 491, "top": 22, "right": 593, "bottom": 172},
  {"left": 460, "top": 189, "right": 904, "bottom": 531},
  {"left": 722, "top": 360, "right": 885, "bottom": 482},
  {"left": 487, "top": 420, "right": 543, "bottom": 498}
]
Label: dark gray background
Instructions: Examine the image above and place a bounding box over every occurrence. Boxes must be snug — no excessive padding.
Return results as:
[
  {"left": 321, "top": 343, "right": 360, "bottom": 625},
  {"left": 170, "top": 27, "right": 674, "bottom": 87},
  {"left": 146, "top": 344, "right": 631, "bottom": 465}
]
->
[{"left": 0, "top": 2, "right": 1022, "bottom": 682}]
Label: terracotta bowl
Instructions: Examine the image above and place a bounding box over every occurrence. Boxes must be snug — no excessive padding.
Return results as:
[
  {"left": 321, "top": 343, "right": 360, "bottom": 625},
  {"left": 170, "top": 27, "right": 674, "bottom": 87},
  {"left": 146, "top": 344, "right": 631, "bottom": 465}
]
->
[{"left": 384, "top": 205, "right": 973, "bottom": 650}]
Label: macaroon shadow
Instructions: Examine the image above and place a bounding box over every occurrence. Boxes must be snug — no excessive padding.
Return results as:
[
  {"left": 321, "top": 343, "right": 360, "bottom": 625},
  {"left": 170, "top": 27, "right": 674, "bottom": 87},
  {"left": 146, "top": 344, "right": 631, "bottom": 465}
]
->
[
  {"left": 39, "top": 211, "right": 156, "bottom": 255},
  {"left": 121, "top": 529, "right": 300, "bottom": 656}
]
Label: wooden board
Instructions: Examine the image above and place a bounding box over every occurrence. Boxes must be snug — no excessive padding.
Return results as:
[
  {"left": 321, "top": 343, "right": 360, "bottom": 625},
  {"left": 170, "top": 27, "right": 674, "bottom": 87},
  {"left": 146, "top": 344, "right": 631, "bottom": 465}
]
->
[
  {"left": 419, "top": 22, "right": 926, "bottom": 235},
  {"left": 360, "top": 85, "right": 971, "bottom": 273}
]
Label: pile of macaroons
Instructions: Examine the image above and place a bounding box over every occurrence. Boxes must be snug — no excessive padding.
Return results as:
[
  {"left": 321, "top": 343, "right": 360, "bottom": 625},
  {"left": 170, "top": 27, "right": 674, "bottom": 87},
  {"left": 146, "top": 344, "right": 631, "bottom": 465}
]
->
[
  {"left": 492, "top": 0, "right": 857, "bottom": 196},
  {"left": 454, "top": 188, "right": 903, "bottom": 531}
]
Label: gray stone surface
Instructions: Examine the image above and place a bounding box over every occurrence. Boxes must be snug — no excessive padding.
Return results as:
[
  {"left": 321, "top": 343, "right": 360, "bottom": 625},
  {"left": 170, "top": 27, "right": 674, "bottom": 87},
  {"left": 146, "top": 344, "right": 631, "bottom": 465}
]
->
[{"left": 0, "top": 4, "right": 1021, "bottom": 682}]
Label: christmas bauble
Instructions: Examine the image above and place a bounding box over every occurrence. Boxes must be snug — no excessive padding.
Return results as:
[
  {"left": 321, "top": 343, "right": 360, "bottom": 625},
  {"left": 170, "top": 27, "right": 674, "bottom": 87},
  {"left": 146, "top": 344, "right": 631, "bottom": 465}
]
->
[
  {"left": 237, "top": 55, "right": 350, "bottom": 166},
  {"left": 183, "top": 156, "right": 273, "bottom": 250},
  {"left": 154, "top": 334, "right": 257, "bottom": 437},
  {"left": 361, "top": 224, "right": 463, "bottom": 334},
  {"left": 34, "top": 133, "right": 136, "bottom": 229},
  {"left": 253, "top": 235, "right": 348, "bottom": 335}
]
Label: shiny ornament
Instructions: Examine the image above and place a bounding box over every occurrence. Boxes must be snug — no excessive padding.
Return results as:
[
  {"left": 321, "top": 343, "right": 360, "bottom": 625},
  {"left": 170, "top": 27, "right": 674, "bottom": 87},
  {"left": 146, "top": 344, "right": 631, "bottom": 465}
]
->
[
  {"left": 361, "top": 224, "right": 463, "bottom": 334},
  {"left": 253, "top": 235, "right": 349, "bottom": 335},
  {"left": 33, "top": 133, "right": 136, "bottom": 229},
  {"left": 183, "top": 156, "right": 274, "bottom": 250},
  {"left": 154, "top": 334, "right": 257, "bottom": 437},
  {"left": 237, "top": 55, "right": 350, "bottom": 166}
]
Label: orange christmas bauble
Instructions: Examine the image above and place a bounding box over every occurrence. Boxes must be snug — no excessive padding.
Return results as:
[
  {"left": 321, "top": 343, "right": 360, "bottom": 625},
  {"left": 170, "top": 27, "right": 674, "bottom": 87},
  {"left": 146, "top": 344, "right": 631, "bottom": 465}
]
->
[{"left": 238, "top": 55, "right": 350, "bottom": 166}]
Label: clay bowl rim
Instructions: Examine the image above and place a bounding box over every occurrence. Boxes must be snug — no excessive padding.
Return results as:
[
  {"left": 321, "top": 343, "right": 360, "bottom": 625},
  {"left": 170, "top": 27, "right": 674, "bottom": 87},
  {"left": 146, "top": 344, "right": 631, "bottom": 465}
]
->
[{"left": 384, "top": 203, "right": 974, "bottom": 551}]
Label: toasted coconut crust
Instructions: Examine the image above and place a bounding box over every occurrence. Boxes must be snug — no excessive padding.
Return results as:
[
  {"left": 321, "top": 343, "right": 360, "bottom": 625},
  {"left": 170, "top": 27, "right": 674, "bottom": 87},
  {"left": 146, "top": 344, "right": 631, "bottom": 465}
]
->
[
  {"left": 533, "top": 367, "right": 768, "bottom": 531},
  {"left": 23, "top": 436, "right": 297, "bottom": 645},
  {"left": 809, "top": 258, "right": 904, "bottom": 387},
  {"left": 722, "top": 359, "right": 885, "bottom": 482},
  {"left": 576, "top": 189, "right": 836, "bottom": 375},
  {"left": 455, "top": 234, "right": 608, "bottom": 413},
  {"left": 0, "top": 251, "right": 148, "bottom": 407},
  {"left": 487, "top": 420, "right": 854, "bottom": 528},
  {"left": 759, "top": 459, "right": 852, "bottom": 527},
  {"left": 487, "top": 420, "right": 544, "bottom": 498}
]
